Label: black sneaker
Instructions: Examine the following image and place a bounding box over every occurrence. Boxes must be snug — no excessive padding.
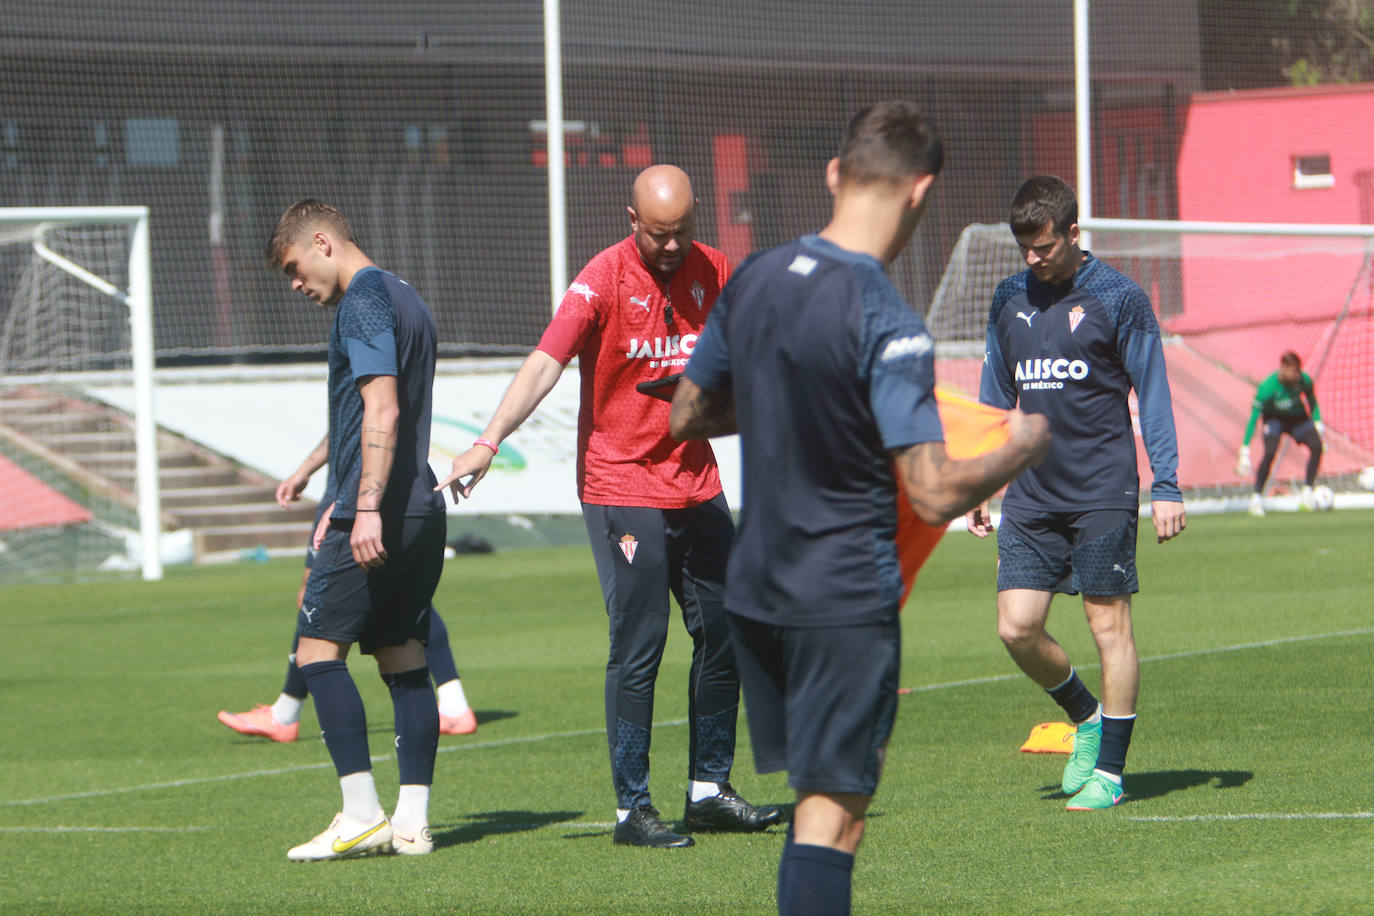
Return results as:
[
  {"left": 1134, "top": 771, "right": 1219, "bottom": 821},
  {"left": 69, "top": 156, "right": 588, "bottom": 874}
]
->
[
  {"left": 613, "top": 806, "right": 695, "bottom": 848},
  {"left": 683, "top": 783, "right": 783, "bottom": 833}
]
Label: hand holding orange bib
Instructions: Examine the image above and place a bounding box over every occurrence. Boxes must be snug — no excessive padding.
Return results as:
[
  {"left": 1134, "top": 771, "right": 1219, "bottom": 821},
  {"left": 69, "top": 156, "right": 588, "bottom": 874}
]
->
[{"left": 896, "top": 389, "right": 1011, "bottom": 606}]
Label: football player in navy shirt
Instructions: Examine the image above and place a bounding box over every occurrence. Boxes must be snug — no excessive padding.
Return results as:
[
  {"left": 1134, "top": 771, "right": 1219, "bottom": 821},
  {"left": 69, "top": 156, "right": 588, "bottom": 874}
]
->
[
  {"left": 673, "top": 102, "right": 1049, "bottom": 916},
  {"left": 266, "top": 200, "right": 447, "bottom": 859},
  {"left": 968, "top": 175, "right": 1187, "bottom": 811}
]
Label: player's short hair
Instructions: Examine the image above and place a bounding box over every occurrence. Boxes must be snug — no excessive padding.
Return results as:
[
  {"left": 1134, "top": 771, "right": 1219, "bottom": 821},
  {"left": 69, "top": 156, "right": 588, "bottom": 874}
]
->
[
  {"left": 1009, "top": 175, "right": 1078, "bottom": 237},
  {"left": 264, "top": 199, "right": 356, "bottom": 269},
  {"left": 836, "top": 101, "right": 943, "bottom": 186},
  {"left": 1280, "top": 350, "right": 1302, "bottom": 369}
]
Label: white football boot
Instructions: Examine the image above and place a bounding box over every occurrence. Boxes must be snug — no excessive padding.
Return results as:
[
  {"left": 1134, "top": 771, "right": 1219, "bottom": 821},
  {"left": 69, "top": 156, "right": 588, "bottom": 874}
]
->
[
  {"left": 287, "top": 811, "right": 392, "bottom": 861},
  {"left": 390, "top": 824, "right": 435, "bottom": 855}
]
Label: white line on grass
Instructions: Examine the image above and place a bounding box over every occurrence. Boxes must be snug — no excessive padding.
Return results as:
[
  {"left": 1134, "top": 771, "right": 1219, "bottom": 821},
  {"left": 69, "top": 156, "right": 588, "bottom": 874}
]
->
[
  {"left": 7, "top": 627, "right": 1370, "bottom": 810},
  {"left": 6, "top": 593, "right": 281, "bottom": 627},
  {"left": 0, "top": 825, "right": 212, "bottom": 832},
  {"left": 2, "top": 721, "right": 687, "bottom": 809},
  {"left": 446, "top": 820, "right": 618, "bottom": 833},
  {"left": 901, "top": 627, "right": 1372, "bottom": 693},
  {"left": 901, "top": 672, "right": 1021, "bottom": 693},
  {"left": 1127, "top": 812, "right": 1373, "bottom": 823},
  {"left": 1139, "top": 628, "right": 1371, "bottom": 663},
  {"left": 3, "top": 761, "right": 334, "bottom": 807}
]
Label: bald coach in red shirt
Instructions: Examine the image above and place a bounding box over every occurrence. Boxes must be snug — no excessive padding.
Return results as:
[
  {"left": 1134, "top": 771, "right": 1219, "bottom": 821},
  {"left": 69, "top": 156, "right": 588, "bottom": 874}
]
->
[{"left": 437, "top": 165, "right": 779, "bottom": 849}]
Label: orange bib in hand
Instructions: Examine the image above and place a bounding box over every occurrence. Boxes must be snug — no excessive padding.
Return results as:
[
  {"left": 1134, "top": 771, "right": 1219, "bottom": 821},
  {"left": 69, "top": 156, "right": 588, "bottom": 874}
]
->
[{"left": 896, "top": 390, "right": 1011, "bottom": 607}]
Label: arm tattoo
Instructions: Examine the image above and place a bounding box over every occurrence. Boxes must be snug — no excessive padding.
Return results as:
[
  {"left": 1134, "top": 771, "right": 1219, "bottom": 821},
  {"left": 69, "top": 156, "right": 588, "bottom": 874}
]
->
[
  {"left": 683, "top": 385, "right": 735, "bottom": 438},
  {"left": 362, "top": 425, "right": 396, "bottom": 453},
  {"left": 358, "top": 473, "right": 386, "bottom": 504}
]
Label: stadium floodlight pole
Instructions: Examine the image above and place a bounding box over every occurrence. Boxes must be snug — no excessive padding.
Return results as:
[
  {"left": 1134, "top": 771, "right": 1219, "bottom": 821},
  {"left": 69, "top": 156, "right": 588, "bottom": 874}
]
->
[
  {"left": 1075, "top": 0, "right": 1092, "bottom": 250},
  {"left": 544, "top": 0, "right": 567, "bottom": 315}
]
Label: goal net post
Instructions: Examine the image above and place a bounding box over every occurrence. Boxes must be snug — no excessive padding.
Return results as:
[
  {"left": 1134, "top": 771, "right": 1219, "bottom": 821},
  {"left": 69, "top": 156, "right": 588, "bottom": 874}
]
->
[
  {"left": 927, "top": 218, "right": 1374, "bottom": 497},
  {"left": 0, "top": 206, "right": 161, "bottom": 581}
]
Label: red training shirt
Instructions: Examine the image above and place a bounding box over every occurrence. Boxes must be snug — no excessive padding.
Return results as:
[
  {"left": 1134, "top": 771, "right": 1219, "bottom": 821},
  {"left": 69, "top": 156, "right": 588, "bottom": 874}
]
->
[{"left": 537, "top": 235, "right": 729, "bottom": 508}]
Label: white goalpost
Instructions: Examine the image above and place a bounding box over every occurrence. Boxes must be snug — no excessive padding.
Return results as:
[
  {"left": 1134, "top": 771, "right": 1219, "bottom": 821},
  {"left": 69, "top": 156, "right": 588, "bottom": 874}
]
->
[
  {"left": 0, "top": 206, "right": 161, "bottom": 581},
  {"left": 1082, "top": 216, "right": 1374, "bottom": 503}
]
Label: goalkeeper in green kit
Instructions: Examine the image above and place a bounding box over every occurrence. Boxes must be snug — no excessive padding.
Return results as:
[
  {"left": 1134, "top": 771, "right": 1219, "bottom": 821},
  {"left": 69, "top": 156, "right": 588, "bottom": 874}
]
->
[{"left": 1236, "top": 350, "right": 1323, "bottom": 516}]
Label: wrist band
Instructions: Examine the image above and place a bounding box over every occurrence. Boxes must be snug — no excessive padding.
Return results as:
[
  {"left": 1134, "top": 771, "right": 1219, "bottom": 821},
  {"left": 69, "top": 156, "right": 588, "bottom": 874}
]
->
[
  {"left": 474, "top": 438, "right": 499, "bottom": 455},
  {"left": 355, "top": 508, "right": 380, "bottom": 512}
]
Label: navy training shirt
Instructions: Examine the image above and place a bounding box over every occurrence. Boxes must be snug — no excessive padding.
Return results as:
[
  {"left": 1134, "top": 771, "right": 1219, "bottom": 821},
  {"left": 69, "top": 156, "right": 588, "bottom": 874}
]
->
[
  {"left": 326, "top": 266, "right": 445, "bottom": 519},
  {"left": 978, "top": 253, "right": 1181, "bottom": 511},
  {"left": 685, "top": 234, "right": 945, "bottom": 627}
]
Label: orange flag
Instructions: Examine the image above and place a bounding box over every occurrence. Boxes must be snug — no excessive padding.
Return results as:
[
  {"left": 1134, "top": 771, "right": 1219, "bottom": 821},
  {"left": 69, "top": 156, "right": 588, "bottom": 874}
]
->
[{"left": 896, "top": 389, "right": 1011, "bottom": 606}]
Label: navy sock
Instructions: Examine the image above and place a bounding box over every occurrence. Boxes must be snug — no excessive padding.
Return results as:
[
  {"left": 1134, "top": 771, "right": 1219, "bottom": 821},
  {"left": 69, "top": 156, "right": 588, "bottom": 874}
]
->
[
  {"left": 778, "top": 832, "right": 854, "bottom": 916},
  {"left": 384, "top": 667, "right": 439, "bottom": 786},
  {"left": 1047, "top": 669, "right": 1099, "bottom": 724},
  {"left": 301, "top": 660, "right": 371, "bottom": 777},
  {"left": 424, "top": 609, "right": 460, "bottom": 685},
  {"left": 282, "top": 629, "right": 307, "bottom": 699},
  {"left": 1097, "top": 713, "right": 1136, "bottom": 777},
  {"left": 777, "top": 830, "right": 796, "bottom": 914}
]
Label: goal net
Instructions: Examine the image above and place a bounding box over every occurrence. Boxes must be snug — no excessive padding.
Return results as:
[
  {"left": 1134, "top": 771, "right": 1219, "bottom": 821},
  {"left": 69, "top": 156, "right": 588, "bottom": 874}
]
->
[
  {"left": 0, "top": 208, "right": 162, "bottom": 581},
  {"left": 926, "top": 220, "right": 1374, "bottom": 499}
]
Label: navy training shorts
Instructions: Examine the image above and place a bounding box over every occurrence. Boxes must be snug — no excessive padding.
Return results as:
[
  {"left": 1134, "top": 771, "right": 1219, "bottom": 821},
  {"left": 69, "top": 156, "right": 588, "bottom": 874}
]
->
[
  {"left": 299, "top": 512, "right": 445, "bottom": 654},
  {"left": 727, "top": 612, "right": 900, "bottom": 796},
  {"left": 995, "top": 505, "right": 1139, "bottom": 597}
]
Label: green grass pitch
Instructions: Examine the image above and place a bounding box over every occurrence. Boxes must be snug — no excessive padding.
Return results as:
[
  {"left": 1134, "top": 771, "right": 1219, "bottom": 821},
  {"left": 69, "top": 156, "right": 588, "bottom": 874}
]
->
[{"left": 3, "top": 510, "right": 1372, "bottom": 914}]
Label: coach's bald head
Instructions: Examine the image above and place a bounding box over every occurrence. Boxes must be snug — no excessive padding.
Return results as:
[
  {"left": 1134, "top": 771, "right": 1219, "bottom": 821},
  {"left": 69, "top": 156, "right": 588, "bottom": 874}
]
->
[{"left": 629, "top": 165, "right": 696, "bottom": 276}]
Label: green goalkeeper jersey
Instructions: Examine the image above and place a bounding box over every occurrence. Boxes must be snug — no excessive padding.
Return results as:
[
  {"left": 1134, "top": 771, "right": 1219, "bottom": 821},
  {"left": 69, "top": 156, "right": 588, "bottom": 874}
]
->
[{"left": 1242, "top": 371, "right": 1321, "bottom": 445}]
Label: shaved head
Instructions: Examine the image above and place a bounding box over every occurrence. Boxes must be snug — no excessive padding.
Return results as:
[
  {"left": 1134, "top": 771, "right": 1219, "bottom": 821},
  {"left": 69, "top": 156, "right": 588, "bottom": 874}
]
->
[
  {"left": 631, "top": 164, "right": 694, "bottom": 216},
  {"left": 628, "top": 165, "right": 697, "bottom": 276}
]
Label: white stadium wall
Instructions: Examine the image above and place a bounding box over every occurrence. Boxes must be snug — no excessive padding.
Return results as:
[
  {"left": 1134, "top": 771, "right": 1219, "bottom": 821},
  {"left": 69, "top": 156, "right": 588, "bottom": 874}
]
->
[{"left": 82, "top": 361, "right": 742, "bottom": 517}]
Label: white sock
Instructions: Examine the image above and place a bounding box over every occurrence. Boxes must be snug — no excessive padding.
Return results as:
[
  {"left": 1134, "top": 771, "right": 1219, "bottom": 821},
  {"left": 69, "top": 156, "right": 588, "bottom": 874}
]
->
[
  {"left": 339, "top": 771, "right": 384, "bottom": 823},
  {"left": 615, "top": 808, "right": 630, "bottom": 823},
  {"left": 271, "top": 693, "right": 303, "bottom": 726},
  {"left": 1093, "top": 768, "right": 1123, "bottom": 786},
  {"left": 689, "top": 780, "right": 722, "bottom": 803},
  {"left": 392, "top": 784, "right": 431, "bottom": 832},
  {"left": 435, "top": 679, "right": 469, "bottom": 717}
]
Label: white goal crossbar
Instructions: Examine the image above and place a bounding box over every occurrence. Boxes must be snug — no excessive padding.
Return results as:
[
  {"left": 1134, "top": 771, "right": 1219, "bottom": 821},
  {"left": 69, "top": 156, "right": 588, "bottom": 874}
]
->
[
  {"left": 1080, "top": 216, "right": 1374, "bottom": 240},
  {"left": 0, "top": 206, "right": 161, "bottom": 580},
  {"left": 1079, "top": 215, "right": 1374, "bottom": 379}
]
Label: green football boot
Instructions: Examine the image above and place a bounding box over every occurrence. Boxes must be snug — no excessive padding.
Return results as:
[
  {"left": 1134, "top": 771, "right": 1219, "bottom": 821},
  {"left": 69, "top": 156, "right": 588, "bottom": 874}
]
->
[
  {"left": 1065, "top": 772, "right": 1124, "bottom": 810},
  {"left": 1060, "top": 715, "right": 1101, "bottom": 795}
]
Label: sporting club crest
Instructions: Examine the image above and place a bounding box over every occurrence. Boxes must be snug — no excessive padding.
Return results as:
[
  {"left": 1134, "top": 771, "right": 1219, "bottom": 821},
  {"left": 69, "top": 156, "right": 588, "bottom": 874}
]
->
[
  {"left": 618, "top": 532, "right": 638, "bottom": 563},
  {"left": 690, "top": 281, "right": 705, "bottom": 309},
  {"left": 1068, "top": 304, "right": 1085, "bottom": 333}
]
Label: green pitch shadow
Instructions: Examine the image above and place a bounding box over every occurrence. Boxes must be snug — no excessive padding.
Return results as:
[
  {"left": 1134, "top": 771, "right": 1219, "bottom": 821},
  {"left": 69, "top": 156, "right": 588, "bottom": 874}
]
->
[
  {"left": 1117, "top": 768, "right": 1254, "bottom": 802},
  {"left": 1039, "top": 768, "right": 1253, "bottom": 801},
  {"left": 431, "top": 809, "right": 584, "bottom": 847}
]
